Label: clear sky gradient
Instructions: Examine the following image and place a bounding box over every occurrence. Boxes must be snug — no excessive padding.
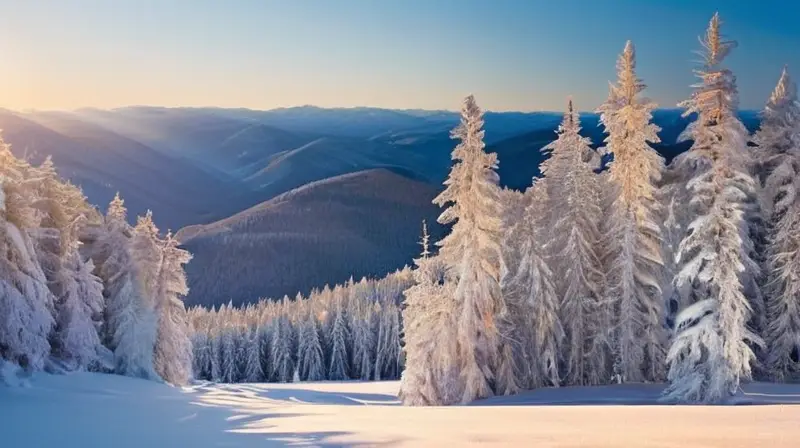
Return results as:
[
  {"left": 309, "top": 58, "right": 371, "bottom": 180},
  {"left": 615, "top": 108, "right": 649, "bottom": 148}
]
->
[{"left": 1, "top": 0, "right": 798, "bottom": 112}]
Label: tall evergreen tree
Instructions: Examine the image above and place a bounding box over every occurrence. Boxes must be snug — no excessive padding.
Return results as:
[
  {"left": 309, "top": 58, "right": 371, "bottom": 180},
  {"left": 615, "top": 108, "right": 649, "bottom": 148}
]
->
[
  {"left": 350, "top": 284, "right": 376, "bottom": 381},
  {"left": 0, "top": 138, "right": 55, "bottom": 372},
  {"left": 327, "top": 297, "right": 350, "bottom": 380},
  {"left": 219, "top": 327, "right": 238, "bottom": 383},
  {"left": 153, "top": 232, "right": 194, "bottom": 385},
  {"left": 542, "top": 99, "right": 608, "bottom": 386},
  {"left": 663, "top": 13, "right": 761, "bottom": 403},
  {"left": 756, "top": 68, "right": 800, "bottom": 381},
  {"left": 270, "top": 314, "right": 295, "bottom": 382},
  {"left": 755, "top": 67, "right": 800, "bottom": 216},
  {"left": 297, "top": 309, "right": 325, "bottom": 381},
  {"left": 597, "top": 41, "right": 667, "bottom": 383},
  {"left": 242, "top": 327, "right": 264, "bottom": 382},
  {"left": 89, "top": 200, "right": 158, "bottom": 380},
  {"left": 502, "top": 179, "right": 564, "bottom": 389},
  {"left": 399, "top": 221, "right": 460, "bottom": 405},
  {"left": 433, "top": 94, "right": 504, "bottom": 403}
]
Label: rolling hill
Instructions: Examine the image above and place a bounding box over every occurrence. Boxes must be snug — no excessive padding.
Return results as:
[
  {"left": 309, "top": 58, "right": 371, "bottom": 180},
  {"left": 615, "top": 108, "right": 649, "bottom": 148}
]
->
[{"left": 176, "top": 168, "right": 447, "bottom": 307}]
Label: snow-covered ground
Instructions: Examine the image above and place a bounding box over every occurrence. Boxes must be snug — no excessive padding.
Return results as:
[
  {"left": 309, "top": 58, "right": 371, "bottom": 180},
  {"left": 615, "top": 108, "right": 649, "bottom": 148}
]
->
[{"left": 3, "top": 373, "right": 800, "bottom": 447}]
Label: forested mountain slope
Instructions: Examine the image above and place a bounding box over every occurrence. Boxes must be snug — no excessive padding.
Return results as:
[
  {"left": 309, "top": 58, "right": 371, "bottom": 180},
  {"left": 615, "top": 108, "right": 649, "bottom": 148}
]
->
[{"left": 177, "top": 168, "right": 446, "bottom": 307}]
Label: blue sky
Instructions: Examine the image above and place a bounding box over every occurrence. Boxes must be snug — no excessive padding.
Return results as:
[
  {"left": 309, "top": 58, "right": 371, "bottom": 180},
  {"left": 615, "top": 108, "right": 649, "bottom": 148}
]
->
[{"left": 0, "top": 0, "right": 797, "bottom": 111}]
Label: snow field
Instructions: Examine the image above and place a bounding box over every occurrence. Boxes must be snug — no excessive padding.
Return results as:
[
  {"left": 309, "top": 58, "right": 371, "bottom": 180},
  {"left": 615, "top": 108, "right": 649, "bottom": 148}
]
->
[{"left": 3, "top": 373, "right": 800, "bottom": 447}]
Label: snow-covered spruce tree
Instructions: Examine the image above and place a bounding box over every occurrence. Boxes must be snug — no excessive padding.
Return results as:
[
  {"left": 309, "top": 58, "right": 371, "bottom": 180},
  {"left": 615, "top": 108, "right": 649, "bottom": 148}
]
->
[
  {"left": 375, "top": 297, "right": 402, "bottom": 380},
  {"left": 757, "top": 68, "right": 800, "bottom": 381},
  {"left": 257, "top": 317, "right": 272, "bottom": 379},
  {"left": 327, "top": 297, "right": 350, "bottom": 380},
  {"left": 596, "top": 41, "right": 667, "bottom": 383},
  {"left": 153, "top": 232, "right": 194, "bottom": 385},
  {"left": 270, "top": 314, "right": 295, "bottom": 382},
  {"left": 349, "top": 283, "right": 376, "bottom": 381},
  {"left": 0, "top": 138, "right": 55, "bottom": 372},
  {"left": 502, "top": 179, "right": 564, "bottom": 389},
  {"left": 219, "top": 327, "right": 238, "bottom": 383},
  {"left": 399, "top": 221, "right": 462, "bottom": 405},
  {"left": 494, "top": 191, "right": 524, "bottom": 396},
  {"left": 754, "top": 67, "right": 800, "bottom": 217},
  {"left": 53, "top": 253, "right": 107, "bottom": 371},
  {"left": 432, "top": 94, "right": 505, "bottom": 403},
  {"left": 541, "top": 99, "right": 609, "bottom": 386},
  {"left": 89, "top": 195, "right": 158, "bottom": 379},
  {"left": 663, "top": 13, "right": 761, "bottom": 403},
  {"left": 297, "top": 309, "right": 325, "bottom": 381},
  {"left": 243, "top": 327, "right": 264, "bottom": 382},
  {"left": 191, "top": 325, "right": 211, "bottom": 380},
  {"left": 209, "top": 310, "right": 222, "bottom": 382},
  {"left": 29, "top": 158, "right": 108, "bottom": 372},
  {"left": 234, "top": 327, "right": 249, "bottom": 382}
]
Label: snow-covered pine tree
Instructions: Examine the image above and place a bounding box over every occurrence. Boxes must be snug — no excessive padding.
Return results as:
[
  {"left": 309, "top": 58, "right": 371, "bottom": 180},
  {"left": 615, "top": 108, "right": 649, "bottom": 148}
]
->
[
  {"left": 243, "top": 326, "right": 264, "bottom": 382},
  {"left": 110, "top": 210, "right": 164, "bottom": 379},
  {"left": 597, "top": 41, "right": 667, "bottom": 383},
  {"left": 756, "top": 68, "right": 800, "bottom": 381},
  {"left": 756, "top": 68, "right": 800, "bottom": 216},
  {"left": 541, "top": 99, "right": 608, "bottom": 386},
  {"left": 209, "top": 316, "right": 223, "bottom": 382},
  {"left": 753, "top": 67, "right": 800, "bottom": 215},
  {"left": 502, "top": 179, "right": 564, "bottom": 389},
  {"left": 270, "top": 314, "right": 295, "bottom": 382},
  {"left": 191, "top": 325, "right": 211, "bottom": 380},
  {"left": 375, "top": 296, "right": 403, "bottom": 381},
  {"left": 433, "top": 94, "right": 504, "bottom": 403},
  {"left": 349, "top": 283, "right": 376, "bottom": 380},
  {"left": 131, "top": 211, "right": 161, "bottom": 302},
  {"left": 297, "top": 309, "right": 325, "bottom": 381},
  {"left": 494, "top": 195, "right": 523, "bottom": 396},
  {"left": 327, "top": 297, "right": 350, "bottom": 380},
  {"left": 29, "top": 160, "right": 107, "bottom": 372},
  {"left": 0, "top": 137, "right": 55, "bottom": 372},
  {"left": 398, "top": 220, "right": 461, "bottom": 406},
  {"left": 53, "top": 252, "right": 107, "bottom": 371},
  {"left": 663, "top": 13, "right": 761, "bottom": 403},
  {"left": 234, "top": 325, "right": 249, "bottom": 383},
  {"left": 257, "top": 318, "right": 272, "bottom": 381},
  {"left": 219, "top": 327, "right": 238, "bottom": 383},
  {"left": 89, "top": 196, "right": 159, "bottom": 379},
  {"left": 153, "top": 232, "right": 194, "bottom": 385}
]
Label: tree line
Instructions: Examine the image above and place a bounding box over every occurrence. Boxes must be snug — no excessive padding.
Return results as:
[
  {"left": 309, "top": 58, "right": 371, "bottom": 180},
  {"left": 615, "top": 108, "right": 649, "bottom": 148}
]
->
[{"left": 187, "top": 271, "right": 410, "bottom": 383}]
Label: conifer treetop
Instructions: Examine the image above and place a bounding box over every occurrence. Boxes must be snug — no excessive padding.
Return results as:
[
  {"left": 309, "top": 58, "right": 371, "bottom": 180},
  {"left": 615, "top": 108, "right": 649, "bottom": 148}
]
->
[
  {"left": 135, "top": 210, "right": 159, "bottom": 237},
  {"left": 681, "top": 12, "right": 739, "bottom": 124},
  {"left": 107, "top": 192, "right": 127, "bottom": 221},
  {"left": 759, "top": 66, "right": 799, "bottom": 132},
  {"left": 616, "top": 40, "right": 647, "bottom": 106},
  {"left": 419, "top": 220, "right": 430, "bottom": 259}
]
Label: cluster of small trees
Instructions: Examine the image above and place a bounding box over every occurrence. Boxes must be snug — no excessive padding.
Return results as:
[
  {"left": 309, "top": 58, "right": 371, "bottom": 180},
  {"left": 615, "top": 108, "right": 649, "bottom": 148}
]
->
[
  {"left": 0, "top": 136, "right": 193, "bottom": 386},
  {"left": 187, "top": 270, "right": 410, "bottom": 383},
  {"left": 400, "top": 13, "right": 800, "bottom": 405}
]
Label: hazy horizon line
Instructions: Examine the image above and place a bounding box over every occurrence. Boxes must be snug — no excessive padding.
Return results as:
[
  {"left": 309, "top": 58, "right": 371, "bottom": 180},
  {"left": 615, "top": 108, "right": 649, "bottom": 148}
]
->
[{"left": 4, "top": 104, "right": 723, "bottom": 115}]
